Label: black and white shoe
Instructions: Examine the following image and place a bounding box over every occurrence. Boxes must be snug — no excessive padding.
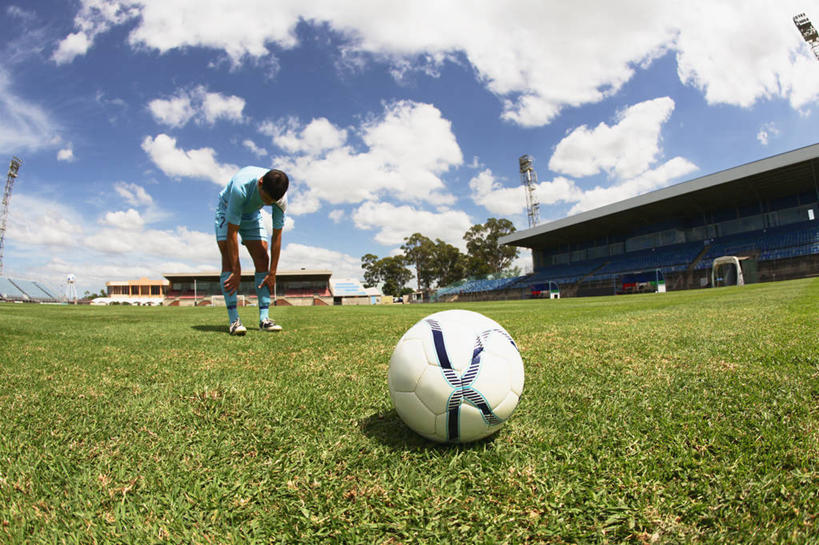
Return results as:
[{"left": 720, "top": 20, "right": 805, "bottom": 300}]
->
[
  {"left": 259, "top": 318, "right": 282, "bottom": 332},
  {"left": 229, "top": 319, "right": 247, "bottom": 336}
]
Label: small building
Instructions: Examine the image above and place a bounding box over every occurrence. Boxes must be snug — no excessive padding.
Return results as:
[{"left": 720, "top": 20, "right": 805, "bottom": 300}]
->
[
  {"left": 101, "top": 277, "right": 169, "bottom": 305},
  {"left": 330, "top": 278, "right": 372, "bottom": 305}
]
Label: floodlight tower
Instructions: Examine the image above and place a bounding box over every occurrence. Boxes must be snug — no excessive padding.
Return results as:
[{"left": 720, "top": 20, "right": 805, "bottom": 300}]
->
[
  {"left": 0, "top": 156, "right": 22, "bottom": 277},
  {"left": 66, "top": 273, "right": 78, "bottom": 304},
  {"left": 519, "top": 154, "right": 540, "bottom": 229},
  {"left": 794, "top": 13, "right": 819, "bottom": 60}
]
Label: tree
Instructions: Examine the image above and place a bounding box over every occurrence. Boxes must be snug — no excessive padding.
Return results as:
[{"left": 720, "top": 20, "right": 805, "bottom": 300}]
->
[
  {"left": 431, "top": 238, "right": 468, "bottom": 287},
  {"left": 401, "top": 233, "right": 436, "bottom": 291},
  {"left": 360, "top": 253, "right": 412, "bottom": 297},
  {"left": 361, "top": 253, "right": 380, "bottom": 288},
  {"left": 463, "top": 218, "right": 519, "bottom": 276}
]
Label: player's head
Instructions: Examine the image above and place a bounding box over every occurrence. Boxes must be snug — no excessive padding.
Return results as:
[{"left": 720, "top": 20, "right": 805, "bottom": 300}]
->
[{"left": 260, "top": 169, "right": 289, "bottom": 203}]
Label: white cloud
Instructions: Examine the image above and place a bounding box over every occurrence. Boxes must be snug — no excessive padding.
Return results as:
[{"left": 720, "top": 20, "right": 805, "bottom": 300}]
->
[
  {"left": 147, "top": 94, "right": 195, "bottom": 128},
  {"left": 4, "top": 192, "right": 355, "bottom": 294},
  {"left": 148, "top": 86, "right": 245, "bottom": 127},
  {"left": 279, "top": 243, "right": 362, "bottom": 279},
  {"left": 328, "top": 209, "right": 344, "bottom": 223},
  {"left": 57, "top": 147, "right": 75, "bottom": 162},
  {"left": 674, "top": 1, "right": 816, "bottom": 109},
  {"left": 242, "top": 139, "right": 267, "bottom": 157},
  {"left": 114, "top": 182, "right": 154, "bottom": 207},
  {"left": 270, "top": 117, "right": 348, "bottom": 155},
  {"left": 274, "top": 100, "right": 462, "bottom": 211},
  {"left": 567, "top": 157, "right": 698, "bottom": 215},
  {"left": 52, "top": 0, "right": 137, "bottom": 64},
  {"left": 6, "top": 193, "right": 83, "bottom": 247},
  {"left": 0, "top": 70, "right": 60, "bottom": 154},
  {"left": 549, "top": 97, "right": 676, "bottom": 180},
  {"left": 756, "top": 122, "right": 780, "bottom": 146},
  {"left": 141, "top": 133, "right": 238, "bottom": 185},
  {"left": 52, "top": 31, "right": 92, "bottom": 65},
  {"left": 201, "top": 91, "right": 245, "bottom": 124},
  {"left": 55, "top": 1, "right": 816, "bottom": 124},
  {"left": 100, "top": 208, "right": 144, "bottom": 230},
  {"left": 352, "top": 200, "right": 472, "bottom": 248},
  {"left": 469, "top": 169, "right": 526, "bottom": 216}
]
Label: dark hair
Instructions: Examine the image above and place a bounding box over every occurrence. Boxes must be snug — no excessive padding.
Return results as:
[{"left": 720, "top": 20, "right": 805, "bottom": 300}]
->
[{"left": 261, "top": 169, "right": 289, "bottom": 201}]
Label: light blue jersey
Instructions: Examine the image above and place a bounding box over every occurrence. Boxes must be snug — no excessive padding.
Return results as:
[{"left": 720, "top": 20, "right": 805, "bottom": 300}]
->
[{"left": 215, "top": 166, "right": 286, "bottom": 241}]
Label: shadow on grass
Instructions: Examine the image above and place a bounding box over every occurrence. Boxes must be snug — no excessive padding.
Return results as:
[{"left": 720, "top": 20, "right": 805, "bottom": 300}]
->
[
  {"left": 191, "top": 325, "right": 228, "bottom": 333},
  {"left": 359, "top": 409, "right": 498, "bottom": 452}
]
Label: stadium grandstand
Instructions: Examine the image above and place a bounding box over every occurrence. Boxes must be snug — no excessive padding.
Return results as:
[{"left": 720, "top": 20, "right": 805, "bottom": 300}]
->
[
  {"left": 0, "top": 277, "right": 61, "bottom": 303},
  {"left": 162, "top": 270, "right": 334, "bottom": 306},
  {"left": 438, "top": 143, "right": 819, "bottom": 301}
]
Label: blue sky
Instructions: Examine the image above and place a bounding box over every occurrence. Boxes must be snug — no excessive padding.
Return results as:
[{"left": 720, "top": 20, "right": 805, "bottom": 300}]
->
[{"left": 1, "top": 1, "right": 818, "bottom": 294}]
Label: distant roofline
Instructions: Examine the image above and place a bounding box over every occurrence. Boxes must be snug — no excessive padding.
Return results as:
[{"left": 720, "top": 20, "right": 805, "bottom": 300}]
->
[
  {"left": 163, "top": 270, "right": 333, "bottom": 279},
  {"left": 500, "top": 142, "right": 819, "bottom": 246}
]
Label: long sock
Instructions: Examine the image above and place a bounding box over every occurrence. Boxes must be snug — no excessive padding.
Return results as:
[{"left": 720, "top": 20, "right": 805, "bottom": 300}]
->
[
  {"left": 255, "top": 272, "right": 270, "bottom": 322},
  {"left": 221, "top": 272, "right": 239, "bottom": 323}
]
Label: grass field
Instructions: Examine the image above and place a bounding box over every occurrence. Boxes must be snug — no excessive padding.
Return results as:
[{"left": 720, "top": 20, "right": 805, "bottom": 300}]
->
[{"left": 1, "top": 278, "right": 818, "bottom": 544}]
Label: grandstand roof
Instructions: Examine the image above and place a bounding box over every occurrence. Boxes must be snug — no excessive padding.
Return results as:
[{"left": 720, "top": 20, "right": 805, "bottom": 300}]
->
[{"left": 500, "top": 143, "right": 819, "bottom": 250}]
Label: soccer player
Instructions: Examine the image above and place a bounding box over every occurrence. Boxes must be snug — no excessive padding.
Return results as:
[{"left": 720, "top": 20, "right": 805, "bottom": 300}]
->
[{"left": 215, "top": 166, "right": 289, "bottom": 335}]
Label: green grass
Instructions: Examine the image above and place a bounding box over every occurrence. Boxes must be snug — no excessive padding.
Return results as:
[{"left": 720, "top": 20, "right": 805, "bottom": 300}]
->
[{"left": 1, "top": 278, "right": 818, "bottom": 544}]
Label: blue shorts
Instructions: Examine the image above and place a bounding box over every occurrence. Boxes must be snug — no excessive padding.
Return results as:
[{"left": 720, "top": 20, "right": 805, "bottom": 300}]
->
[{"left": 215, "top": 208, "right": 266, "bottom": 243}]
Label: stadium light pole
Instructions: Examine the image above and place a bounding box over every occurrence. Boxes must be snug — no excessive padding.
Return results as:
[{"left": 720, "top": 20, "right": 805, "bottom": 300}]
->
[
  {"left": 519, "top": 155, "right": 541, "bottom": 229},
  {"left": 0, "top": 156, "right": 22, "bottom": 278},
  {"left": 794, "top": 13, "right": 819, "bottom": 60}
]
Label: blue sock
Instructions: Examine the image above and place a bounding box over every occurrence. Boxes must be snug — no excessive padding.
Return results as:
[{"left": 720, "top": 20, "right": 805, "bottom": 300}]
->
[
  {"left": 221, "top": 272, "right": 239, "bottom": 323},
  {"left": 255, "top": 272, "right": 270, "bottom": 322}
]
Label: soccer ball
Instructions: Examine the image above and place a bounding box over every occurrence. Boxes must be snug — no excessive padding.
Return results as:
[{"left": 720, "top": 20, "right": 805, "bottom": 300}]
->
[{"left": 388, "top": 310, "right": 524, "bottom": 443}]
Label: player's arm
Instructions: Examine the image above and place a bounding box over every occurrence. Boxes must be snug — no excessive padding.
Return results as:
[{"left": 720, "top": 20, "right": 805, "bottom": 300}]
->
[
  {"left": 258, "top": 228, "right": 282, "bottom": 293},
  {"left": 224, "top": 223, "right": 242, "bottom": 294}
]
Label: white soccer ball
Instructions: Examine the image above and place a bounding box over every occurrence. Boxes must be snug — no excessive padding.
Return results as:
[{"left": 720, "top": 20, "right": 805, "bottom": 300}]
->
[{"left": 388, "top": 309, "right": 525, "bottom": 443}]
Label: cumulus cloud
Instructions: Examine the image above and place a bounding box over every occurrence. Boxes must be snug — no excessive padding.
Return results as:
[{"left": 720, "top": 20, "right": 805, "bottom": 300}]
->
[
  {"left": 148, "top": 86, "right": 245, "bottom": 127},
  {"left": 279, "top": 243, "right": 362, "bottom": 279},
  {"left": 470, "top": 169, "right": 584, "bottom": 217},
  {"left": 242, "top": 139, "right": 267, "bottom": 157},
  {"left": 141, "top": 133, "right": 238, "bottom": 185},
  {"left": 567, "top": 157, "right": 699, "bottom": 215},
  {"left": 6, "top": 193, "right": 84, "bottom": 247},
  {"left": 0, "top": 70, "right": 60, "bottom": 154},
  {"left": 53, "top": 1, "right": 817, "bottom": 124},
  {"left": 273, "top": 100, "right": 462, "bottom": 212},
  {"left": 471, "top": 96, "right": 697, "bottom": 218},
  {"left": 352, "top": 200, "right": 472, "bottom": 248},
  {"left": 57, "top": 146, "right": 75, "bottom": 162},
  {"left": 267, "top": 117, "right": 348, "bottom": 156},
  {"left": 756, "top": 122, "right": 780, "bottom": 146},
  {"left": 549, "top": 97, "right": 676, "bottom": 180},
  {"left": 100, "top": 208, "right": 144, "bottom": 230},
  {"left": 52, "top": 0, "right": 137, "bottom": 64},
  {"left": 114, "top": 182, "right": 154, "bottom": 207}
]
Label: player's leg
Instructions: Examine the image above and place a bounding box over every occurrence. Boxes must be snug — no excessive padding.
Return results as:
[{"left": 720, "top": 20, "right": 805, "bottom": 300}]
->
[
  {"left": 242, "top": 214, "right": 281, "bottom": 331},
  {"left": 215, "top": 210, "right": 246, "bottom": 335}
]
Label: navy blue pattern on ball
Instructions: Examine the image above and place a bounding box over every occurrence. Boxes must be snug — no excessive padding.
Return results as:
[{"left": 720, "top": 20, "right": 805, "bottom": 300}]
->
[{"left": 425, "top": 319, "right": 515, "bottom": 441}]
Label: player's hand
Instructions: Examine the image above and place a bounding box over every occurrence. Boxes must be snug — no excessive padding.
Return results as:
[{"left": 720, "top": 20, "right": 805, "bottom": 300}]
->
[
  {"left": 224, "top": 271, "right": 240, "bottom": 295},
  {"left": 257, "top": 273, "right": 276, "bottom": 293}
]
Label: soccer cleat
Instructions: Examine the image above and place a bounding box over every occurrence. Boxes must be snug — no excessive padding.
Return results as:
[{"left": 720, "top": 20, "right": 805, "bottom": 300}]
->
[
  {"left": 229, "top": 319, "right": 247, "bottom": 336},
  {"left": 259, "top": 318, "right": 282, "bottom": 332}
]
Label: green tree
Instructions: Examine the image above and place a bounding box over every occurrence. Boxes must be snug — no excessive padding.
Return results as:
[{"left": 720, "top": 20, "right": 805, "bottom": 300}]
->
[
  {"left": 361, "top": 253, "right": 380, "bottom": 288},
  {"left": 431, "top": 238, "right": 468, "bottom": 287},
  {"left": 401, "top": 233, "right": 436, "bottom": 291},
  {"left": 463, "top": 218, "right": 519, "bottom": 276},
  {"left": 360, "top": 254, "right": 412, "bottom": 297}
]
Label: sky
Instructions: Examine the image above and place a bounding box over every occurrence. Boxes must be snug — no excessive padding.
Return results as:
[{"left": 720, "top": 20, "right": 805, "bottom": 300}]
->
[{"left": 1, "top": 0, "right": 818, "bottom": 295}]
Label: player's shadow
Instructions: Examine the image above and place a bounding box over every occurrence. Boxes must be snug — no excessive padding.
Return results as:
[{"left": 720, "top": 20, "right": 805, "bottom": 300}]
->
[
  {"left": 359, "top": 409, "right": 498, "bottom": 451},
  {"left": 191, "top": 325, "right": 229, "bottom": 333}
]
